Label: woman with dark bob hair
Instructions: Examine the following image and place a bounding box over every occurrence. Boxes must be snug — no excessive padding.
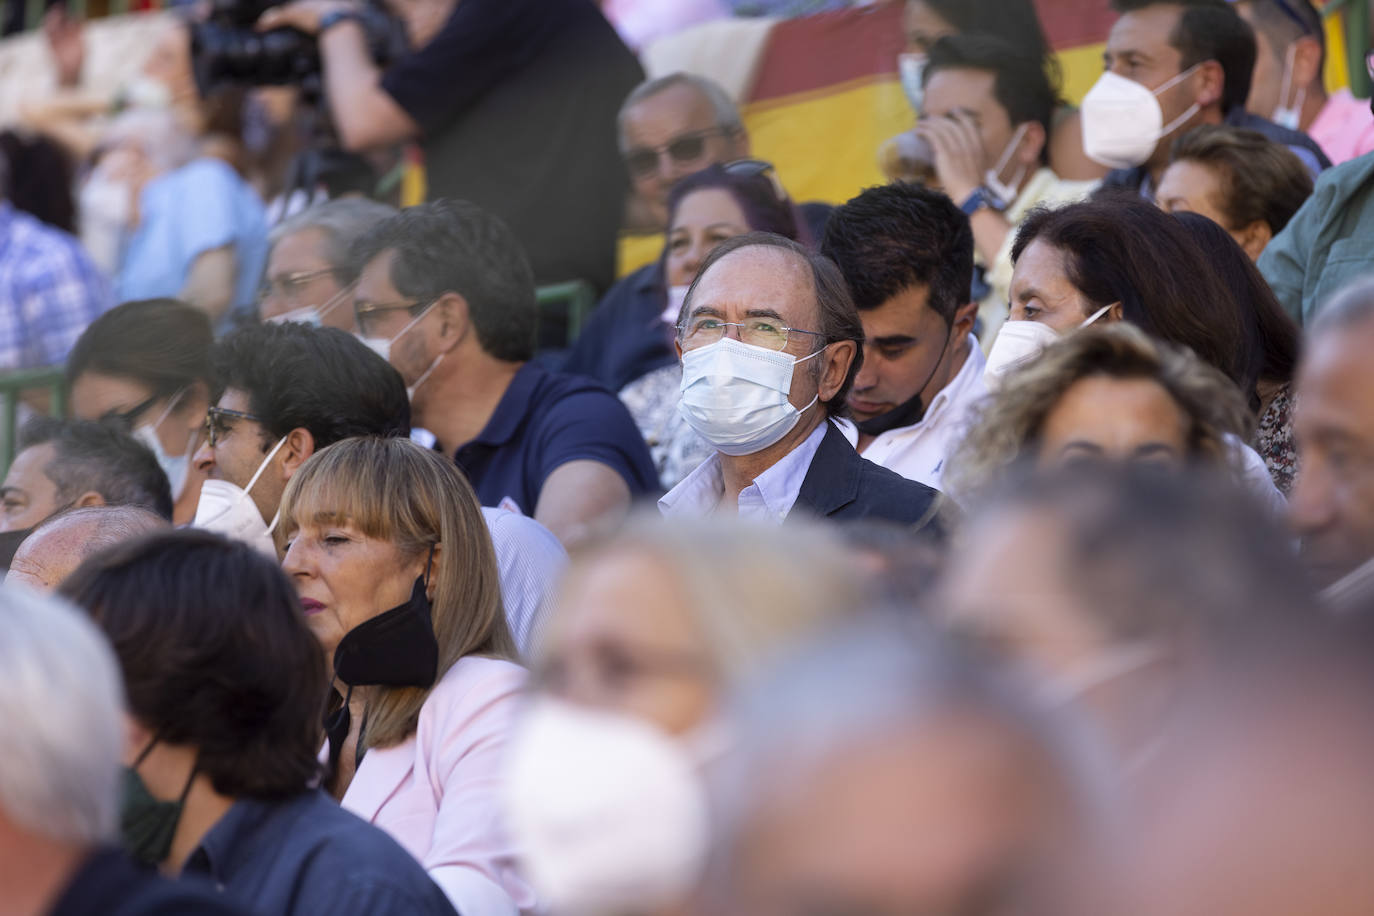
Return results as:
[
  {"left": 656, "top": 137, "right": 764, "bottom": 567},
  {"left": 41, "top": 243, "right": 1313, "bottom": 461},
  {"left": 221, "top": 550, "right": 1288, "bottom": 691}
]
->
[
  {"left": 278, "top": 436, "right": 531, "bottom": 914},
  {"left": 58, "top": 528, "right": 457, "bottom": 915}
]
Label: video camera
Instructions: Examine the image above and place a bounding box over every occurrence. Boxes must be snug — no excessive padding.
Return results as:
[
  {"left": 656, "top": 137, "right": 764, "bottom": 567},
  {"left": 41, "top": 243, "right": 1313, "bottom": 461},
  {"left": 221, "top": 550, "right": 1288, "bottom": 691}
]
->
[{"left": 189, "top": 0, "right": 404, "bottom": 97}]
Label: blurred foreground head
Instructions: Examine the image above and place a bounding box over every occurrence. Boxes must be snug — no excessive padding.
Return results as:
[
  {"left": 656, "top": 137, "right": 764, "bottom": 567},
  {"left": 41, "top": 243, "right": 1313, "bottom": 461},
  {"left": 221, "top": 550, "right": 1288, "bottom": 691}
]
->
[
  {"left": 701, "top": 619, "right": 1106, "bottom": 916},
  {"left": 941, "top": 464, "right": 1313, "bottom": 763},
  {"left": 1123, "top": 623, "right": 1374, "bottom": 915}
]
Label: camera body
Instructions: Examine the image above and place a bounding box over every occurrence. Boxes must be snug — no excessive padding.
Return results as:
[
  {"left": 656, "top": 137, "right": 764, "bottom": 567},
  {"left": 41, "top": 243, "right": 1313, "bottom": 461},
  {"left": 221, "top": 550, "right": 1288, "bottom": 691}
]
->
[{"left": 190, "top": 0, "right": 404, "bottom": 95}]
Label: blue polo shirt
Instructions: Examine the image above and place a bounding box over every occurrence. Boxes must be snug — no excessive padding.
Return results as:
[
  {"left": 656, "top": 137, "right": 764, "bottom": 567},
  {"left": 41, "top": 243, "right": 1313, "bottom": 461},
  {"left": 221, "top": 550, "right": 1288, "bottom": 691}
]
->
[{"left": 454, "top": 362, "right": 659, "bottom": 514}]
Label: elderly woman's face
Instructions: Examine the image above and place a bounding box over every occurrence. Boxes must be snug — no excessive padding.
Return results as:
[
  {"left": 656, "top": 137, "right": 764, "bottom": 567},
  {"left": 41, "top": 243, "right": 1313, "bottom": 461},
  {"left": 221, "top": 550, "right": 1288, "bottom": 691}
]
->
[
  {"left": 1036, "top": 374, "right": 1190, "bottom": 473},
  {"left": 666, "top": 188, "right": 751, "bottom": 288},
  {"left": 282, "top": 518, "right": 429, "bottom": 660},
  {"left": 535, "top": 547, "right": 715, "bottom": 737}
]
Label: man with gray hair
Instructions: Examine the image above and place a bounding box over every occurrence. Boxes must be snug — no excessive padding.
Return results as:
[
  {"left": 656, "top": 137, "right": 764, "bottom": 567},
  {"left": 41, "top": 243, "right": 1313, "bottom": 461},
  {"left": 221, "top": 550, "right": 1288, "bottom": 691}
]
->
[
  {"left": 0, "top": 585, "right": 245, "bottom": 914},
  {"left": 618, "top": 72, "right": 750, "bottom": 230},
  {"left": 7, "top": 505, "right": 169, "bottom": 592},
  {"left": 259, "top": 197, "right": 399, "bottom": 329},
  {"left": 703, "top": 620, "right": 1108, "bottom": 915},
  {"left": 1290, "top": 276, "right": 1374, "bottom": 607}
]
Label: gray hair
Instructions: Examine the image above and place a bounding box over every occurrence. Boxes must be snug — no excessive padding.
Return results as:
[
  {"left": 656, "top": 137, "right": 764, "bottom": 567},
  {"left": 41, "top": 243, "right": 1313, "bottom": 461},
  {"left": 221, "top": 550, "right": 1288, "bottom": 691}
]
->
[
  {"left": 0, "top": 586, "right": 124, "bottom": 845},
  {"left": 617, "top": 72, "right": 744, "bottom": 152},
  {"left": 269, "top": 197, "right": 400, "bottom": 279},
  {"left": 102, "top": 107, "right": 198, "bottom": 173},
  {"left": 1310, "top": 275, "right": 1374, "bottom": 338}
]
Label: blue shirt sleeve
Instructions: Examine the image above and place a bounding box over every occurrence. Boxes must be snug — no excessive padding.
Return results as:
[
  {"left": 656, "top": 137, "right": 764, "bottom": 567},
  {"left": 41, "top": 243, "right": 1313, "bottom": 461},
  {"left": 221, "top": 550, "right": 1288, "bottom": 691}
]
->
[
  {"left": 172, "top": 160, "right": 242, "bottom": 260},
  {"left": 533, "top": 387, "right": 657, "bottom": 497}
]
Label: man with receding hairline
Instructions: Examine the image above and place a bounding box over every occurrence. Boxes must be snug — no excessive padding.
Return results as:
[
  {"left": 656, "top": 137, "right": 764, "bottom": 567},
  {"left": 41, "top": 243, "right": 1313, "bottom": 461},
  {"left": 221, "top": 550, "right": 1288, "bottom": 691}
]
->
[{"left": 6, "top": 505, "right": 168, "bottom": 592}]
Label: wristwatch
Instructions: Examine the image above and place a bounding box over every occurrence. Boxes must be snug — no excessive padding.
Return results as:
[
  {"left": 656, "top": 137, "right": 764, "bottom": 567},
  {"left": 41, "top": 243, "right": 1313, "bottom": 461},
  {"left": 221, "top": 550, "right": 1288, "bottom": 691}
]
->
[
  {"left": 318, "top": 8, "right": 363, "bottom": 33},
  {"left": 959, "top": 186, "right": 1003, "bottom": 216}
]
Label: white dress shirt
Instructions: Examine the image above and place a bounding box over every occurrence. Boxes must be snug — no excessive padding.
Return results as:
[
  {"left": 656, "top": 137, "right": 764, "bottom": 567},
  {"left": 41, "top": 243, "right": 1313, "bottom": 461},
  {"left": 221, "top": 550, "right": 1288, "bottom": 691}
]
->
[
  {"left": 836, "top": 336, "right": 987, "bottom": 493},
  {"left": 658, "top": 421, "right": 828, "bottom": 523},
  {"left": 481, "top": 507, "right": 567, "bottom": 657}
]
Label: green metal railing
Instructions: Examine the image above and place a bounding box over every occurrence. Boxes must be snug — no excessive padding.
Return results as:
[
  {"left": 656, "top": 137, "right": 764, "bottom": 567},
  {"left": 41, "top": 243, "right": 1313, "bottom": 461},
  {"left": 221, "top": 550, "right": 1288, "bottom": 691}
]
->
[
  {"left": 535, "top": 280, "right": 597, "bottom": 349},
  {"left": 0, "top": 366, "right": 66, "bottom": 474}
]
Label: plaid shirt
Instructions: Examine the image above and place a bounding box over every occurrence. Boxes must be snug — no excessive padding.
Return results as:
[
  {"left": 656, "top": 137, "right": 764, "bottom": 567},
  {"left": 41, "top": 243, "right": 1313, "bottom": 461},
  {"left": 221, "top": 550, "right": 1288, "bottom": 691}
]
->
[{"left": 0, "top": 203, "right": 112, "bottom": 370}]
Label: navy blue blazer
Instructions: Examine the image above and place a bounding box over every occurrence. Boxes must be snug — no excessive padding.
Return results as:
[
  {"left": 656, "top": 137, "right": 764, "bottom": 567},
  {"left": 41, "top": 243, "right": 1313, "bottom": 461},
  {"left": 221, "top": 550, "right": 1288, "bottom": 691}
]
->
[{"left": 793, "top": 423, "right": 946, "bottom": 537}]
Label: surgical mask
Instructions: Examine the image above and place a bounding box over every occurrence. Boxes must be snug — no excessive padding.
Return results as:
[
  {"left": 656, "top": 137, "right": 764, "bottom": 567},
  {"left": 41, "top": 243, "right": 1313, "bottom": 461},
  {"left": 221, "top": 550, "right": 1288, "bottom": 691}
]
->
[
  {"left": 192, "top": 436, "right": 287, "bottom": 558},
  {"left": 358, "top": 301, "right": 444, "bottom": 400},
  {"left": 78, "top": 170, "right": 134, "bottom": 275},
  {"left": 504, "top": 698, "right": 715, "bottom": 916},
  {"left": 1272, "top": 43, "right": 1306, "bottom": 131},
  {"left": 266, "top": 284, "right": 351, "bottom": 328},
  {"left": 678, "top": 337, "right": 823, "bottom": 457},
  {"left": 132, "top": 390, "right": 193, "bottom": 500},
  {"left": 662, "top": 284, "right": 691, "bottom": 326},
  {"left": 1080, "top": 66, "right": 1202, "bottom": 169},
  {"left": 324, "top": 554, "right": 440, "bottom": 778},
  {"left": 984, "top": 123, "right": 1030, "bottom": 208},
  {"left": 120, "top": 738, "right": 196, "bottom": 868},
  {"left": 898, "top": 51, "right": 927, "bottom": 112},
  {"left": 1039, "top": 643, "right": 1163, "bottom": 708},
  {"left": 983, "top": 304, "right": 1114, "bottom": 387}
]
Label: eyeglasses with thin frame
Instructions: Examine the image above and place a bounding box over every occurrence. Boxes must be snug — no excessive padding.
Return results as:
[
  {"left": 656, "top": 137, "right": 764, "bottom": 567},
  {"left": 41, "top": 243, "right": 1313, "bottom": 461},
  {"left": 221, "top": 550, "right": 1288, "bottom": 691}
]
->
[
  {"left": 624, "top": 127, "right": 730, "bottom": 177},
  {"left": 677, "top": 315, "right": 826, "bottom": 352},
  {"left": 258, "top": 267, "right": 339, "bottom": 304},
  {"left": 353, "top": 297, "right": 436, "bottom": 338},
  {"left": 204, "top": 405, "right": 266, "bottom": 448}
]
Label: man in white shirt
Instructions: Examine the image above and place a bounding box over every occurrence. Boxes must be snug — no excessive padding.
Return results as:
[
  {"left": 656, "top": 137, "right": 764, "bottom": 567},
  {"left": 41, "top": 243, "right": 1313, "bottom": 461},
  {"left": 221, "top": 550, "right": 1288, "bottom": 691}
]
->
[
  {"left": 821, "top": 183, "right": 986, "bottom": 493},
  {"left": 658, "top": 233, "right": 943, "bottom": 530}
]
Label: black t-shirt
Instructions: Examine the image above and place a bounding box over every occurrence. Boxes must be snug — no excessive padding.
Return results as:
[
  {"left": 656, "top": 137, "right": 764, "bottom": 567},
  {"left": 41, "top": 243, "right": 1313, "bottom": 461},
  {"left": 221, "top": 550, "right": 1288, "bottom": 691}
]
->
[{"left": 381, "top": 0, "right": 643, "bottom": 293}]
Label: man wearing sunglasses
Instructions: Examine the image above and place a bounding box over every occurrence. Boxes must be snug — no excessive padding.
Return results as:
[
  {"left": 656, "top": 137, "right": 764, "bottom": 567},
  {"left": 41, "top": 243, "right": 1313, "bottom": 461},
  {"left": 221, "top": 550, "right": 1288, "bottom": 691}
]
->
[
  {"left": 1234, "top": 0, "right": 1374, "bottom": 165},
  {"left": 191, "top": 322, "right": 410, "bottom": 553},
  {"left": 618, "top": 73, "right": 750, "bottom": 231}
]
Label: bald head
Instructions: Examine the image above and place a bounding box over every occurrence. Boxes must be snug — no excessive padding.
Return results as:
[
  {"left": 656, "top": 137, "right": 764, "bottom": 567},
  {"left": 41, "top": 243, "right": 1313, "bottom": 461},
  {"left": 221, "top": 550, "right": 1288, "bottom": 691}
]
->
[{"left": 6, "top": 506, "right": 169, "bottom": 592}]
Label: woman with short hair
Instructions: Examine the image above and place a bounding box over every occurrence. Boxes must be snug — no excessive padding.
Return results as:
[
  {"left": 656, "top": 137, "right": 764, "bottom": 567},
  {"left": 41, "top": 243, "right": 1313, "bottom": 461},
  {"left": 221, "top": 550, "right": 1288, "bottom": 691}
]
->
[{"left": 278, "top": 436, "right": 530, "bottom": 915}]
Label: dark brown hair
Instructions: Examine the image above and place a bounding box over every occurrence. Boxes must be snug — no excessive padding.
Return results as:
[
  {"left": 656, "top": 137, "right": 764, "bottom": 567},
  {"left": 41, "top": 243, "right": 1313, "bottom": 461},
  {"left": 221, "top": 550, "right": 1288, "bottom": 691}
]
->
[{"left": 1169, "top": 125, "right": 1313, "bottom": 236}]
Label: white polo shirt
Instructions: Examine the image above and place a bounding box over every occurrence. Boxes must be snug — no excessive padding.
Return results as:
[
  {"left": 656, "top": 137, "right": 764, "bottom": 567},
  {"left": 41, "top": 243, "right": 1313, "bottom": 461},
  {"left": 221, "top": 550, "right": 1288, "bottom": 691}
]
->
[{"left": 836, "top": 336, "right": 987, "bottom": 493}]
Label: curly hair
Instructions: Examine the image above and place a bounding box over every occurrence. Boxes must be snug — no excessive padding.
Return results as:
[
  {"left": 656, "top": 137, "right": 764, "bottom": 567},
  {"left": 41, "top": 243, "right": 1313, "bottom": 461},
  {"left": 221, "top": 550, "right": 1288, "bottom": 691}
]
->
[{"left": 947, "top": 324, "right": 1253, "bottom": 499}]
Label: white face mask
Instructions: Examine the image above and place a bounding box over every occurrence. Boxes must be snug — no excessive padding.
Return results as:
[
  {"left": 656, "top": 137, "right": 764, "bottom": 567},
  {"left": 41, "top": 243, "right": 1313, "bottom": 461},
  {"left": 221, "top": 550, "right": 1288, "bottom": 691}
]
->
[
  {"left": 192, "top": 436, "right": 287, "bottom": 558},
  {"left": 983, "top": 304, "right": 1114, "bottom": 387},
  {"left": 78, "top": 170, "right": 135, "bottom": 275},
  {"left": 663, "top": 284, "right": 691, "bottom": 326},
  {"left": 984, "top": 122, "right": 1031, "bottom": 207},
  {"left": 1080, "top": 66, "right": 1202, "bottom": 169},
  {"left": 503, "top": 697, "right": 713, "bottom": 916},
  {"left": 266, "top": 283, "right": 352, "bottom": 328},
  {"left": 1272, "top": 42, "right": 1306, "bottom": 131},
  {"left": 357, "top": 300, "right": 445, "bottom": 401},
  {"left": 898, "top": 51, "right": 927, "bottom": 112},
  {"left": 131, "top": 389, "right": 193, "bottom": 500},
  {"left": 678, "top": 336, "right": 823, "bottom": 457}
]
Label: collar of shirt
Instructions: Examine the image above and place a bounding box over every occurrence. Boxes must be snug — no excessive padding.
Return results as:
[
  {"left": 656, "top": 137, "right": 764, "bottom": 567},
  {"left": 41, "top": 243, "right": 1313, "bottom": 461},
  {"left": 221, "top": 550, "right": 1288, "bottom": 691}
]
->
[
  {"left": 183, "top": 796, "right": 271, "bottom": 885},
  {"left": 659, "top": 419, "right": 828, "bottom": 522},
  {"left": 462, "top": 362, "right": 543, "bottom": 449}
]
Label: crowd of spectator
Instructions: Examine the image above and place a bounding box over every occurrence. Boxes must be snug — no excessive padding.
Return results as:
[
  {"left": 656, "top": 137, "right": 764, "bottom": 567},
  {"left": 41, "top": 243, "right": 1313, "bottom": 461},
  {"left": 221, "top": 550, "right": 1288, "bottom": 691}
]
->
[{"left": 5, "top": 0, "right": 1374, "bottom": 914}]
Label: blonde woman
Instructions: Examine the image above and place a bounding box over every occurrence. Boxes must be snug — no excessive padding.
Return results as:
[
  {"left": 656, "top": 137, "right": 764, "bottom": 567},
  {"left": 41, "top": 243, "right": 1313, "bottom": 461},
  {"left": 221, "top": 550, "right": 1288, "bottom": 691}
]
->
[
  {"left": 947, "top": 324, "right": 1254, "bottom": 502},
  {"left": 505, "top": 514, "right": 868, "bottom": 916},
  {"left": 278, "top": 437, "right": 532, "bottom": 915}
]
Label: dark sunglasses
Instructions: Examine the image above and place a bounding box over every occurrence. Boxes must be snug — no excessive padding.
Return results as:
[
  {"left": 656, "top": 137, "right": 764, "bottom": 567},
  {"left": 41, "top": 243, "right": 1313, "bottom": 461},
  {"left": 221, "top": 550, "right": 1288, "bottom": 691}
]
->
[{"left": 624, "top": 128, "right": 728, "bottom": 177}]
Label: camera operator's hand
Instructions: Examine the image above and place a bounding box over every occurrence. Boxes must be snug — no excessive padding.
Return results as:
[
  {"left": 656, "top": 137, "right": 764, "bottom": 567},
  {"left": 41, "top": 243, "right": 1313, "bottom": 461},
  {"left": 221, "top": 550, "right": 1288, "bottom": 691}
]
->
[{"left": 256, "top": 0, "right": 357, "bottom": 35}]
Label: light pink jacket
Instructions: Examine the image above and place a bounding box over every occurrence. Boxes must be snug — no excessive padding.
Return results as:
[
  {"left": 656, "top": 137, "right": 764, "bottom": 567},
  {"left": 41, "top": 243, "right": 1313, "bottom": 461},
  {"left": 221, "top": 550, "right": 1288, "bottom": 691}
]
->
[{"left": 340, "top": 655, "right": 536, "bottom": 915}]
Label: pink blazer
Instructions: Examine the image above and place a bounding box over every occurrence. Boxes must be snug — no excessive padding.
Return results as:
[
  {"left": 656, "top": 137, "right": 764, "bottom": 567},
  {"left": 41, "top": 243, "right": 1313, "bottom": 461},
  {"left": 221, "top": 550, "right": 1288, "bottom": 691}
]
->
[{"left": 341, "top": 655, "right": 536, "bottom": 915}]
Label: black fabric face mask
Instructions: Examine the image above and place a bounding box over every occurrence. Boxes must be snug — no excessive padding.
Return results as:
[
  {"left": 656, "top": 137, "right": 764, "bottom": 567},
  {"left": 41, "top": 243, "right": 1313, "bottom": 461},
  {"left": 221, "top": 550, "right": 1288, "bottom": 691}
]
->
[
  {"left": 0, "top": 526, "right": 34, "bottom": 572},
  {"left": 325, "top": 551, "right": 440, "bottom": 779}
]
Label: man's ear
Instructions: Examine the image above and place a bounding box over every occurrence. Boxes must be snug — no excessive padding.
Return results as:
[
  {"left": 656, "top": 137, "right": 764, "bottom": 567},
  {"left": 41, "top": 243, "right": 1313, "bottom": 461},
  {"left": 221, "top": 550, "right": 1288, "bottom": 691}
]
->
[
  {"left": 280, "top": 427, "right": 316, "bottom": 481},
  {"left": 819, "top": 340, "right": 858, "bottom": 403},
  {"left": 1195, "top": 60, "right": 1226, "bottom": 110},
  {"left": 1293, "top": 35, "right": 1323, "bottom": 91},
  {"left": 952, "top": 301, "right": 978, "bottom": 337},
  {"left": 72, "top": 490, "right": 106, "bottom": 510},
  {"left": 1235, "top": 220, "right": 1272, "bottom": 262},
  {"left": 434, "top": 291, "right": 471, "bottom": 354},
  {"left": 1108, "top": 301, "right": 1125, "bottom": 323},
  {"left": 1015, "top": 120, "right": 1047, "bottom": 168}
]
